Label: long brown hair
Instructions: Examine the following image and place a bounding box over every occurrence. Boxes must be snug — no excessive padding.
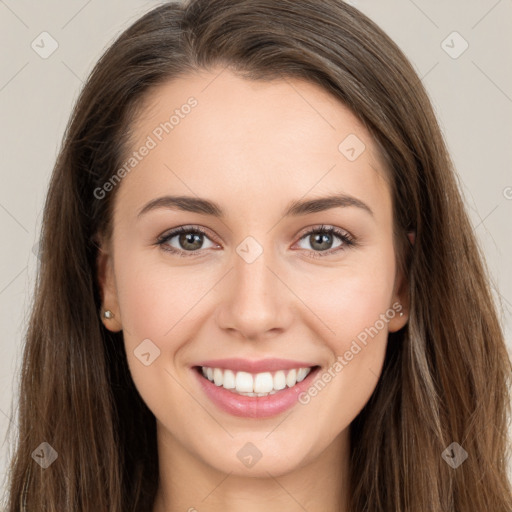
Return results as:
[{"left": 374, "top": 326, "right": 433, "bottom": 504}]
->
[{"left": 4, "top": 1, "right": 512, "bottom": 510}]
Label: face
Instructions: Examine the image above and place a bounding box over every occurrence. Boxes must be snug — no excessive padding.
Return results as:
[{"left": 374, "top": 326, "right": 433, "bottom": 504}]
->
[{"left": 98, "top": 67, "right": 409, "bottom": 478}]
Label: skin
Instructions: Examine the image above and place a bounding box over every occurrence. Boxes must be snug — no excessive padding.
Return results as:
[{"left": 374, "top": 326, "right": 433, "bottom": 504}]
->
[{"left": 98, "top": 67, "right": 409, "bottom": 512}]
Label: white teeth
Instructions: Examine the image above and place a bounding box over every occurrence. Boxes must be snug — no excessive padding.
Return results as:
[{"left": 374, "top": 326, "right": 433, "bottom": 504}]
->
[
  {"left": 213, "top": 368, "right": 223, "bottom": 386},
  {"left": 286, "top": 369, "right": 297, "bottom": 388},
  {"left": 296, "top": 368, "right": 309, "bottom": 382},
  {"left": 200, "top": 366, "right": 313, "bottom": 395},
  {"left": 273, "top": 370, "right": 287, "bottom": 390},
  {"left": 223, "top": 369, "right": 236, "bottom": 389},
  {"left": 254, "top": 372, "right": 274, "bottom": 393},
  {"left": 235, "top": 371, "right": 254, "bottom": 393}
]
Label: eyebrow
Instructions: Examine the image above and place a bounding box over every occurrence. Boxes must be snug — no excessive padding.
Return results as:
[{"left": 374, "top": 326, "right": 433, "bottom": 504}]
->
[{"left": 137, "top": 193, "right": 374, "bottom": 219}]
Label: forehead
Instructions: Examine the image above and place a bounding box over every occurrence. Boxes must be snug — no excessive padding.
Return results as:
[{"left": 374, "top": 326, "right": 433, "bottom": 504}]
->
[
  {"left": 132, "top": 68, "right": 378, "bottom": 157},
  {"left": 117, "top": 68, "right": 392, "bottom": 223}
]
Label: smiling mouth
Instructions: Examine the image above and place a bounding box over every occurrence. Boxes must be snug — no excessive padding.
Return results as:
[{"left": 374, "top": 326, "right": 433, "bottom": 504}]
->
[{"left": 194, "top": 365, "right": 320, "bottom": 397}]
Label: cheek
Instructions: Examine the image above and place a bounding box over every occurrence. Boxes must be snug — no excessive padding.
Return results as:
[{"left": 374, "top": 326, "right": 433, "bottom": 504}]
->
[
  {"left": 292, "top": 248, "right": 397, "bottom": 349},
  {"left": 289, "top": 244, "right": 396, "bottom": 411},
  {"left": 114, "top": 250, "right": 199, "bottom": 340},
  {"left": 112, "top": 251, "right": 203, "bottom": 420},
  {"left": 113, "top": 249, "right": 221, "bottom": 393},
  {"left": 293, "top": 271, "right": 396, "bottom": 442}
]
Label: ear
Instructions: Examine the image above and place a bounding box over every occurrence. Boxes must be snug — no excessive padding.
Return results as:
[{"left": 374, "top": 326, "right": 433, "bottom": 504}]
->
[
  {"left": 388, "top": 230, "right": 415, "bottom": 332},
  {"left": 97, "top": 238, "right": 123, "bottom": 332}
]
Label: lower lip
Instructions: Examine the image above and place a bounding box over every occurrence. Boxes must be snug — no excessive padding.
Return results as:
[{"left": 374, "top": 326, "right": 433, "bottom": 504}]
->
[{"left": 193, "top": 366, "right": 321, "bottom": 418}]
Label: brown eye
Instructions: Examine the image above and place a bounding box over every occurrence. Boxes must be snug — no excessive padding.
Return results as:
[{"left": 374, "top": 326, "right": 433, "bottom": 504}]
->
[
  {"left": 177, "top": 232, "right": 204, "bottom": 251},
  {"left": 307, "top": 232, "right": 336, "bottom": 251},
  {"left": 296, "top": 225, "right": 355, "bottom": 257},
  {"left": 157, "top": 226, "right": 217, "bottom": 256}
]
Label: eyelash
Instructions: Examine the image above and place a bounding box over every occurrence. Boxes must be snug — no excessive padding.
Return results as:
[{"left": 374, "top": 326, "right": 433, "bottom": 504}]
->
[{"left": 155, "top": 224, "right": 356, "bottom": 259}]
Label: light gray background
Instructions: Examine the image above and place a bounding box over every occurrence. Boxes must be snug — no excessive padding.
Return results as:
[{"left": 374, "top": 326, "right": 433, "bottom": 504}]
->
[{"left": 0, "top": 0, "right": 511, "bottom": 495}]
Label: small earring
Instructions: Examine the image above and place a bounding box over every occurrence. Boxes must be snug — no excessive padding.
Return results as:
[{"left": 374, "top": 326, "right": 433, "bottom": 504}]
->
[
  {"left": 399, "top": 311, "right": 404, "bottom": 317},
  {"left": 103, "top": 310, "right": 114, "bottom": 319}
]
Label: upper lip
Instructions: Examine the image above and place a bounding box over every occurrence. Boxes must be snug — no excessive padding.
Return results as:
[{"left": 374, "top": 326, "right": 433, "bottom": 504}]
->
[{"left": 194, "top": 358, "right": 318, "bottom": 373}]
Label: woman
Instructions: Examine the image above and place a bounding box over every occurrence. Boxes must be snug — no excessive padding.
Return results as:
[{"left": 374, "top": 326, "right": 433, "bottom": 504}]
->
[{"left": 4, "top": 0, "right": 512, "bottom": 510}]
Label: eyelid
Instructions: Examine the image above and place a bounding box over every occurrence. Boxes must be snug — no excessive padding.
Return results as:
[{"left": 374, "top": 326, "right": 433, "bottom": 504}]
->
[
  {"left": 292, "top": 224, "right": 356, "bottom": 256},
  {"left": 295, "top": 224, "right": 352, "bottom": 242},
  {"left": 156, "top": 224, "right": 217, "bottom": 243},
  {"left": 156, "top": 225, "right": 220, "bottom": 256}
]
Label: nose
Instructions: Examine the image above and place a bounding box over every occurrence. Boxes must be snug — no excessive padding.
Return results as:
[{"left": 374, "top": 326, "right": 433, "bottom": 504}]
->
[{"left": 215, "top": 244, "right": 294, "bottom": 341}]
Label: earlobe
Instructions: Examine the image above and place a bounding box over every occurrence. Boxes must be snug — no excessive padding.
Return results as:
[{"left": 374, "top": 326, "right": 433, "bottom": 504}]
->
[
  {"left": 387, "top": 300, "right": 409, "bottom": 333},
  {"left": 388, "top": 255, "right": 411, "bottom": 333},
  {"left": 96, "top": 243, "right": 123, "bottom": 332}
]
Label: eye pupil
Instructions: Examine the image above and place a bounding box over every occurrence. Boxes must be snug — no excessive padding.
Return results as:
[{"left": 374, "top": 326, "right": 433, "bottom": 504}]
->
[
  {"left": 311, "top": 233, "right": 332, "bottom": 251},
  {"left": 180, "top": 232, "right": 203, "bottom": 250}
]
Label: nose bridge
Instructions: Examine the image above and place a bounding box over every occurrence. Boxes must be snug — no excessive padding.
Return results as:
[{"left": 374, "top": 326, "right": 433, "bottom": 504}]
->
[
  {"left": 236, "top": 244, "right": 274, "bottom": 300},
  {"left": 216, "top": 235, "right": 291, "bottom": 339}
]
